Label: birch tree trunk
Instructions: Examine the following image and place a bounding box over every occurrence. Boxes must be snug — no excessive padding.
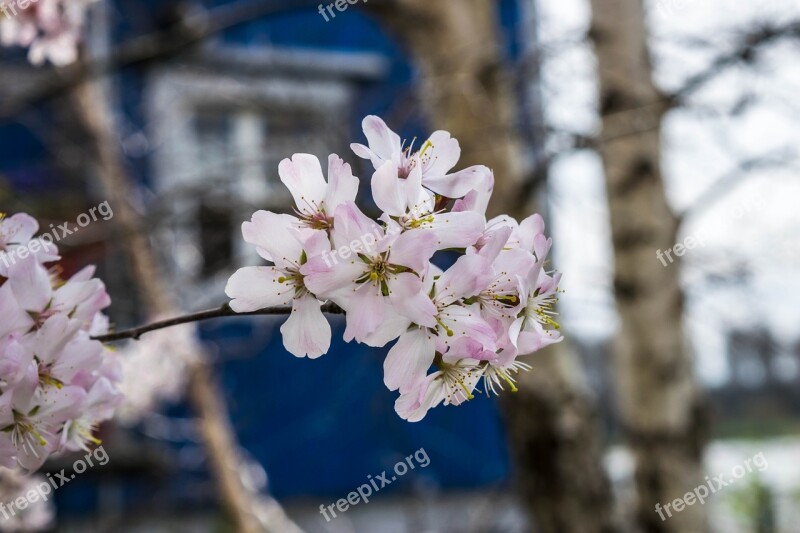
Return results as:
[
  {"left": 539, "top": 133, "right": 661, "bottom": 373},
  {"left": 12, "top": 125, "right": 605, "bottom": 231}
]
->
[
  {"left": 588, "top": 0, "right": 709, "bottom": 531},
  {"left": 367, "top": 2, "right": 616, "bottom": 531}
]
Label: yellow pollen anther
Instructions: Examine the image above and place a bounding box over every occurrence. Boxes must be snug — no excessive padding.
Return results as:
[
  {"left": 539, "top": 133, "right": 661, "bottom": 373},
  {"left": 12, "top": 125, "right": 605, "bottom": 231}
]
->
[
  {"left": 419, "top": 139, "right": 434, "bottom": 157},
  {"left": 458, "top": 381, "right": 474, "bottom": 400}
]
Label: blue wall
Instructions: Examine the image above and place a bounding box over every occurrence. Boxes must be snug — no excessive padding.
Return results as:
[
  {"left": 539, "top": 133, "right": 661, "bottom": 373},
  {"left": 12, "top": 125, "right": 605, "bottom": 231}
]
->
[{"left": 1, "top": 0, "right": 526, "bottom": 515}]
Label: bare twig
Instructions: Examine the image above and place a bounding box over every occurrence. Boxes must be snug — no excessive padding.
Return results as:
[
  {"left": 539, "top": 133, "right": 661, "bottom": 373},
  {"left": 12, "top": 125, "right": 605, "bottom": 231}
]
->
[
  {"left": 668, "top": 20, "right": 800, "bottom": 105},
  {"left": 677, "top": 148, "right": 796, "bottom": 226},
  {"left": 92, "top": 302, "right": 344, "bottom": 343}
]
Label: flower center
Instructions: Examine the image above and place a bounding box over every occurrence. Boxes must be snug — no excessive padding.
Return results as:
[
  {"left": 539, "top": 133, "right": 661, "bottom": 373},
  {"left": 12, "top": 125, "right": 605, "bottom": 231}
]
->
[
  {"left": 398, "top": 138, "right": 434, "bottom": 179},
  {"left": 28, "top": 300, "right": 61, "bottom": 329},
  {"left": 277, "top": 266, "right": 308, "bottom": 298},
  {"left": 353, "top": 254, "right": 410, "bottom": 297},
  {"left": 36, "top": 359, "right": 64, "bottom": 389},
  {"left": 524, "top": 288, "right": 561, "bottom": 330},
  {"left": 483, "top": 360, "right": 532, "bottom": 396},
  {"left": 294, "top": 205, "right": 332, "bottom": 231},
  {"left": 435, "top": 359, "right": 479, "bottom": 403},
  {"left": 4, "top": 411, "right": 48, "bottom": 453}
]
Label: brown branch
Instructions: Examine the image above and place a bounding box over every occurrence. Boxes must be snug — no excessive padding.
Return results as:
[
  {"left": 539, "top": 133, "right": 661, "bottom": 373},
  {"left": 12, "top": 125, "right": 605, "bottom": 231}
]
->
[{"left": 92, "top": 302, "right": 344, "bottom": 343}]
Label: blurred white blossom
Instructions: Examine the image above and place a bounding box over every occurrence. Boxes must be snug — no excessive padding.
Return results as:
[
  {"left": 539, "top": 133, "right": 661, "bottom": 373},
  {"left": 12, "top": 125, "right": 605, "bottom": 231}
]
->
[
  {"left": 0, "top": 0, "right": 98, "bottom": 66},
  {"left": 0, "top": 467, "right": 54, "bottom": 531},
  {"left": 115, "top": 322, "right": 201, "bottom": 424}
]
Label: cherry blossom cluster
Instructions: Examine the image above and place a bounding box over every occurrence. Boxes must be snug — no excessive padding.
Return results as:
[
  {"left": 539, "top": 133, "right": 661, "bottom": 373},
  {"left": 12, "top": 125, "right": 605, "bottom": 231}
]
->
[
  {"left": 0, "top": 212, "right": 121, "bottom": 471},
  {"left": 0, "top": 0, "right": 97, "bottom": 66},
  {"left": 227, "top": 116, "right": 563, "bottom": 421}
]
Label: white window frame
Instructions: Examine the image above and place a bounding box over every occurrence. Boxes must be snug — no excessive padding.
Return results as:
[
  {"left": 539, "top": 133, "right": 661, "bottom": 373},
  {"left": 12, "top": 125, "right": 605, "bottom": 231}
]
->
[{"left": 145, "top": 61, "right": 355, "bottom": 309}]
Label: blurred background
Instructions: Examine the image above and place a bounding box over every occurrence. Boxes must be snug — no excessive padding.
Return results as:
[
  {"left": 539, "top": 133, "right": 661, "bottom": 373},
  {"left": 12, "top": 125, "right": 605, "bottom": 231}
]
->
[{"left": 1, "top": 0, "right": 799, "bottom": 531}]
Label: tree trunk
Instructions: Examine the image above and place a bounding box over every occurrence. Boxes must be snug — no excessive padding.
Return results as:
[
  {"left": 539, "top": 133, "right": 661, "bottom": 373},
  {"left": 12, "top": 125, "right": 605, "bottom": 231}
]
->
[
  {"left": 588, "top": 0, "right": 709, "bottom": 531},
  {"left": 367, "top": 2, "right": 617, "bottom": 531},
  {"left": 502, "top": 342, "right": 617, "bottom": 532}
]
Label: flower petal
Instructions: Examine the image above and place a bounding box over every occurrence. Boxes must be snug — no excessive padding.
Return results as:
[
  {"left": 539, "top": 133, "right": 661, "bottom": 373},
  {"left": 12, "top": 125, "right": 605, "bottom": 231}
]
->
[
  {"left": 301, "top": 254, "right": 366, "bottom": 298},
  {"left": 384, "top": 328, "right": 436, "bottom": 393},
  {"left": 422, "top": 130, "right": 460, "bottom": 177},
  {"left": 225, "top": 266, "right": 294, "bottom": 312},
  {"left": 436, "top": 255, "right": 493, "bottom": 305},
  {"left": 8, "top": 255, "right": 51, "bottom": 312},
  {"left": 424, "top": 165, "right": 493, "bottom": 199},
  {"left": 280, "top": 294, "right": 331, "bottom": 358},
  {"left": 1, "top": 213, "right": 38, "bottom": 244},
  {"left": 452, "top": 174, "right": 495, "bottom": 216},
  {"left": 388, "top": 272, "right": 437, "bottom": 328},
  {"left": 324, "top": 154, "right": 359, "bottom": 212},
  {"left": 278, "top": 154, "right": 328, "bottom": 213},
  {"left": 388, "top": 229, "right": 437, "bottom": 274},
  {"left": 371, "top": 160, "right": 407, "bottom": 217},
  {"left": 430, "top": 211, "right": 485, "bottom": 249},
  {"left": 477, "top": 225, "right": 513, "bottom": 262},
  {"left": 395, "top": 373, "right": 443, "bottom": 422},
  {"left": 331, "top": 202, "right": 383, "bottom": 252},
  {"left": 0, "top": 284, "right": 33, "bottom": 337},
  {"left": 342, "top": 284, "right": 385, "bottom": 343},
  {"left": 517, "top": 324, "right": 563, "bottom": 354},
  {"left": 362, "top": 304, "right": 413, "bottom": 348},
  {"left": 439, "top": 304, "right": 496, "bottom": 348},
  {"left": 361, "top": 115, "right": 402, "bottom": 162},
  {"left": 242, "top": 211, "right": 303, "bottom": 266},
  {"left": 518, "top": 214, "right": 546, "bottom": 252}
]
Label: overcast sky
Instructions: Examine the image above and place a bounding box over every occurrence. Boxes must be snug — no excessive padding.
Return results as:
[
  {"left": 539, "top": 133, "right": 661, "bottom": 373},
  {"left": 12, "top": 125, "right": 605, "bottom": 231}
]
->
[{"left": 536, "top": 0, "right": 800, "bottom": 385}]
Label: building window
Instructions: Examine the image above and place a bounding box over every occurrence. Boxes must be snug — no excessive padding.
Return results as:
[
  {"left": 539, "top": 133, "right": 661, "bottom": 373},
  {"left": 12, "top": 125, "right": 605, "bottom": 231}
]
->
[{"left": 146, "top": 62, "right": 358, "bottom": 306}]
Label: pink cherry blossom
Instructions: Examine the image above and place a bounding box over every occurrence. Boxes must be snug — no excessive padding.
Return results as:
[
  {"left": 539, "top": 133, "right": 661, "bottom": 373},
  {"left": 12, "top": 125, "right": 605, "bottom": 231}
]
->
[
  {"left": 226, "top": 211, "right": 333, "bottom": 358},
  {"left": 0, "top": 0, "right": 97, "bottom": 66},
  {"left": 228, "top": 115, "right": 563, "bottom": 421},
  {"left": 394, "top": 351, "right": 484, "bottom": 423},
  {"left": 0, "top": 212, "right": 121, "bottom": 470},
  {"left": 383, "top": 255, "right": 496, "bottom": 394},
  {"left": 278, "top": 153, "right": 359, "bottom": 232},
  {"left": 352, "top": 115, "right": 493, "bottom": 199},
  {"left": 0, "top": 213, "right": 59, "bottom": 277},
  {"left": 372, "top": 160, "right": 486, "bottom": 250},
  {"left": 301, "top": 202, "right": 438, "bottom": 343}
]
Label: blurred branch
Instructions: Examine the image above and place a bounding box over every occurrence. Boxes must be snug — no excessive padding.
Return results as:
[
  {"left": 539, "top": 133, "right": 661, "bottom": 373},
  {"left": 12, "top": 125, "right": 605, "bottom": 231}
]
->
[
  {"left": 0, "top": 0, "right": 322, "bottom": 119},
  {"left": 667, "top": 20, "right": 800, "bottom": 105},
  {"left": 677, "top": 148, "right": 796, "bottom": 226},
  {"left": 93, "top": 302, "right": 344, "bottom": 343}
]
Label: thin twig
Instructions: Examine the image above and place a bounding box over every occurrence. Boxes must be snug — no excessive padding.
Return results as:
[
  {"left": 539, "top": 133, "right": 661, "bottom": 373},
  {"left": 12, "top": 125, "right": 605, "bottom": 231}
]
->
[{"left": 92, "top": 302, "right": 344, "bottom": 343}]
